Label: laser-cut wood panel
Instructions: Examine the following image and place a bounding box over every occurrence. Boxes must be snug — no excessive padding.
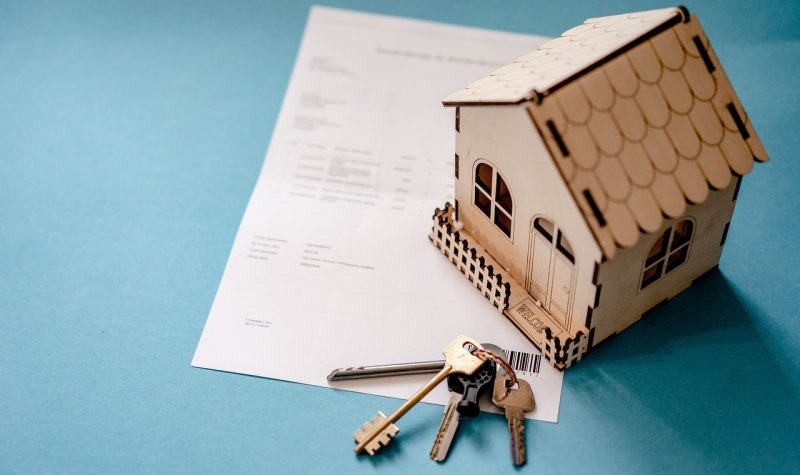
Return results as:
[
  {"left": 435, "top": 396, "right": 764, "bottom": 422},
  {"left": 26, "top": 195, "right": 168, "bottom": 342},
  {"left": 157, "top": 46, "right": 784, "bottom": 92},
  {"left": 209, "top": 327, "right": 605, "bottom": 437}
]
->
[
  {"left": 435, "top": 6, "right": 769, "bottom": 369},
  {"left": 443, "top": 8, "right": 768, "bottom": 258}
]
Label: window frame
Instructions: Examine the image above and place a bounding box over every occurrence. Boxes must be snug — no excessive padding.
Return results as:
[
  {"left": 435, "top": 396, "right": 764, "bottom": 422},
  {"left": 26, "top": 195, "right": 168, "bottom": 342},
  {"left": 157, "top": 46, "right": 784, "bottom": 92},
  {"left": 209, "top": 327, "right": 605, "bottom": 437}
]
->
[
  {"left": 472, "top": 160, "right": 514, "bottom": 240},
  {"left": 533, "top": 216, "right": 575, "bottom": 264},
  {"left": 639, "top": 218, "right": 695, "bottom": 292}
]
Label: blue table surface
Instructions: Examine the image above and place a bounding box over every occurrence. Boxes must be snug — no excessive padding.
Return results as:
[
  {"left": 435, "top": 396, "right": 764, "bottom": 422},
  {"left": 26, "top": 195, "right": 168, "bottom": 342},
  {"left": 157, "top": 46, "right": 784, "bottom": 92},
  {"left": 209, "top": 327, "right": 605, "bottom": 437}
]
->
[{"left": 2, "top": 1, "right": 799, "bottom": 473}]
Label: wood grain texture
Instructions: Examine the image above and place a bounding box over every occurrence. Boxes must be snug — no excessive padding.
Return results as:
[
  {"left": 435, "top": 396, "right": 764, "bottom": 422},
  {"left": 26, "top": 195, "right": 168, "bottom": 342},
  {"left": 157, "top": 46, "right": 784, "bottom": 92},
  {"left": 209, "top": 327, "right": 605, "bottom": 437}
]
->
[{"left": 452, "top": 10, "right": 767, "bottom": 258}]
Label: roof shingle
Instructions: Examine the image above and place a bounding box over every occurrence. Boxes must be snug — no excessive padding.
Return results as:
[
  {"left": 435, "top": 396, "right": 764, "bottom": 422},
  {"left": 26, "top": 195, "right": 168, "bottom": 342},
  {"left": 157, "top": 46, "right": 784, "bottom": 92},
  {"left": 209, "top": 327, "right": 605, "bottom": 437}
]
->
[
  {"left": 525, "top": 12, "right": 769, "bottom": 257},
  {"left": 447, "top": 8, "right": 768, "bottom": 258},
  {"left": 443, "top": 7, "right": 684, "bottom": 105}
]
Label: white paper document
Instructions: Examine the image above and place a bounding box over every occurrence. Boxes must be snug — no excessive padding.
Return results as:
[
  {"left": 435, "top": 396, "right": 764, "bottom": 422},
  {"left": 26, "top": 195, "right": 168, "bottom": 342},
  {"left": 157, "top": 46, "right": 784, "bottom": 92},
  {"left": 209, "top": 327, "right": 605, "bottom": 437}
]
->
[{"left": 192, "top": 6, "right": 562, "bottom": 422}]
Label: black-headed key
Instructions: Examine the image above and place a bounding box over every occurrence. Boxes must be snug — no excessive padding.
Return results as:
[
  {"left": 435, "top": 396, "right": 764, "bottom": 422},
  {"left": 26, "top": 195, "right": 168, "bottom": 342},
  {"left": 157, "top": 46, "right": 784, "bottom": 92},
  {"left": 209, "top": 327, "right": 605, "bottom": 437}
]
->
[
  {"left": 429, "top": 359, "right": 496, "bottom": 461},
  {"left": 449, "top": 359, "right": 497, "bottom": 418}
]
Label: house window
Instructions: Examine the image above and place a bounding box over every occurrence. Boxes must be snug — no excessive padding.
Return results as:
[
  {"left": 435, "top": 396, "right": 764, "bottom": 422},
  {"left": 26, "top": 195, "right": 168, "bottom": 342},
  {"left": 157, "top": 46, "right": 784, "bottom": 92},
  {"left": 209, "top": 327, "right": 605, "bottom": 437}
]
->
[
  {"left": 473, "top": 162, "right": 513, "bottom": 238},
  {"left": 533, "top": 217, "right": 575, "bottom": 264},
  {"left": 640, "top": 219, "right": 694, "bottom": 290}
]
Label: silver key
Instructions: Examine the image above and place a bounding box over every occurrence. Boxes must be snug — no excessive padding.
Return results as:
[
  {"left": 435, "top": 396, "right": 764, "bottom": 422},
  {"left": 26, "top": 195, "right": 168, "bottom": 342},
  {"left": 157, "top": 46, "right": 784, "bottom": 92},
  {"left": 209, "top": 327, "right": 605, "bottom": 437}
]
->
[
  {"left": 328, "top": 343, "right": 505, "bottom": 381},
  {"left": 492, "top": 374, "right": 535, "bottom": 466},
  {"left": 429, "top": 391, "right": 462, "bottom": 461},
  {"left": 328, "top": 360, "right": 444, "bottom": 381},
  {"left": 430, "top": 358, "right": 497, "bottom": 462}
]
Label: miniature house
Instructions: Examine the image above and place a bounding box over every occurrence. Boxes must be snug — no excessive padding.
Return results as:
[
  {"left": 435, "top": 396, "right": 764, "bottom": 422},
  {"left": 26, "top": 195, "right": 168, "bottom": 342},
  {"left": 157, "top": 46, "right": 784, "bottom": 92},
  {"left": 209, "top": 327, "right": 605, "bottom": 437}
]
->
[{"left": 429, "top": 7, "right": 768, "bottom": 370}]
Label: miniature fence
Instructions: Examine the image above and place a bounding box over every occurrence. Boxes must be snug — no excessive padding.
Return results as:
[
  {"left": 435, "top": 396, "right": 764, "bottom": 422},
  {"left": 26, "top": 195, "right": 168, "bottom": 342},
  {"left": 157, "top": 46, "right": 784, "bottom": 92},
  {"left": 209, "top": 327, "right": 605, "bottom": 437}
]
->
[
  {"left": 429, "top": 203, "right": 511, "bottom": 312},
  {"left": 542, "top": 330, "right": 588, "bottom": 370}
]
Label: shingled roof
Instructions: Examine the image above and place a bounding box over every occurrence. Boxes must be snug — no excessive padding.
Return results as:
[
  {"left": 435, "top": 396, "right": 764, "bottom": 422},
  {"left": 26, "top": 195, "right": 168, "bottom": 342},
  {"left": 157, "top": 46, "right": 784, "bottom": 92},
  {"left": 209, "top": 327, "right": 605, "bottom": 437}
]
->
[
  {"left": 444, "top": 7, "right": 768, "bottom": 259},
  {"left": 442, "top": 7, "right": 685, "bottom": 105}
]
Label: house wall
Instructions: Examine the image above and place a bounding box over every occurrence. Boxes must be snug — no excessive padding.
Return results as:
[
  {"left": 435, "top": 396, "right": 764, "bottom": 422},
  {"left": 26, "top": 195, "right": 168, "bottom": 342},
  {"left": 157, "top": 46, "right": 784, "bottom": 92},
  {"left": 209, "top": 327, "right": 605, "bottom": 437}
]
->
[
  {"left": 590, "top": 179, "right": 739, "bottom": 347},
  {"left": 454, "top": 104, "right": 603, "bottom": 336}
]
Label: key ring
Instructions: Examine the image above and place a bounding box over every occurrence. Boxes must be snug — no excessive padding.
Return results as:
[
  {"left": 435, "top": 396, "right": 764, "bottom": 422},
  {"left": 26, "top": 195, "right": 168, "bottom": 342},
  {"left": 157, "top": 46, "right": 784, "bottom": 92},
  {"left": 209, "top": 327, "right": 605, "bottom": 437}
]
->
[{"left": 471, "top": 347, "right": 518, "bottom": 398}]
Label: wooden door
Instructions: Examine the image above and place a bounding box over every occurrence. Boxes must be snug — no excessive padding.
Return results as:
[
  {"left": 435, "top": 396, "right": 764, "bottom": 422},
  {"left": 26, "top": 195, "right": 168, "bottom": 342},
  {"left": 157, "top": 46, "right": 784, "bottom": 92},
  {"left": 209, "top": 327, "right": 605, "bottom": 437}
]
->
[
  {"left": 527, "top": 217, "right": 575, "bottom": 328},
  {"left": 549, "top": 254, "right": 573, "bottom": 320},
  {"left": 528, "top": 233, "right": 551, "bottom": 302}
]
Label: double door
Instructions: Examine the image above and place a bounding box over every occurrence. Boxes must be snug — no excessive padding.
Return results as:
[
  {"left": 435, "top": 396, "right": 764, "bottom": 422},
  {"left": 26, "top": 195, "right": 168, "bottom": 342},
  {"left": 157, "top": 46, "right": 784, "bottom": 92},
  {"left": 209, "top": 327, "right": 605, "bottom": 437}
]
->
[{"left": 526, "top": 217, "right": 575, "bottom": 328}]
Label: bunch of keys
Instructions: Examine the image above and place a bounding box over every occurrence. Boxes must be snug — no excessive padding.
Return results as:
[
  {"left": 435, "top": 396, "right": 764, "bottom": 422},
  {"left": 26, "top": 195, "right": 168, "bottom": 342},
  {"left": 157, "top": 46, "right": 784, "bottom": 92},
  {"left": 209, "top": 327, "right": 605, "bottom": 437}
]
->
[{"left": 330, "top": 336, "right": 535, "bottom": 465}]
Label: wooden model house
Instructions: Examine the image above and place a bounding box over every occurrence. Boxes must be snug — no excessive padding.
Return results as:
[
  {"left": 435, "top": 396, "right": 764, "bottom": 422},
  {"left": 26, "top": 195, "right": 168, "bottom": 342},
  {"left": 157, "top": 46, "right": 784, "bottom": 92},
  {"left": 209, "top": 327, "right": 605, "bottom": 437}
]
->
[{"left": 429, "top": 7, "right": 768, "bottom": 370}]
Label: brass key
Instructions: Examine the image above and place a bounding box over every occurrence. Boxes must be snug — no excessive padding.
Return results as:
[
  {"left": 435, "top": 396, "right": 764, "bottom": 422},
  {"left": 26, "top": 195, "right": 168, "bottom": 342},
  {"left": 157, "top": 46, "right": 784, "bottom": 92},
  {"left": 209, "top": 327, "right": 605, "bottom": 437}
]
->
[
  {"left": 353, "top": 335, "right": 487, "bottom": 455},
  {"left": 492, "top": 374, "right": 535, "bottom": 466}
]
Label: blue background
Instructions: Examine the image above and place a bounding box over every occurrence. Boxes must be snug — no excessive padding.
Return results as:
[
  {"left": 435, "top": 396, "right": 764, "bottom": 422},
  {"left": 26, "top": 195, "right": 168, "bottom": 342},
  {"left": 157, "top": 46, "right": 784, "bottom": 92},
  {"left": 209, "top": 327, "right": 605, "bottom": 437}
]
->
[{"left": 2, "top": 1, "right": 798, "bottom": 473}]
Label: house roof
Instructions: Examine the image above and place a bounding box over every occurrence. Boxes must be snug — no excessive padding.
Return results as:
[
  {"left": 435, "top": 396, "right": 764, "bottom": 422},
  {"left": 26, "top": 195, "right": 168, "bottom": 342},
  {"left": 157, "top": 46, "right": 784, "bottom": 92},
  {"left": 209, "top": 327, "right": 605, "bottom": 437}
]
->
[
  {"left": 446, "top": 8, "right": 769, "bottom": 259},
  {"left": 442, "top": 7, "right": 685, "bottom": 105}
]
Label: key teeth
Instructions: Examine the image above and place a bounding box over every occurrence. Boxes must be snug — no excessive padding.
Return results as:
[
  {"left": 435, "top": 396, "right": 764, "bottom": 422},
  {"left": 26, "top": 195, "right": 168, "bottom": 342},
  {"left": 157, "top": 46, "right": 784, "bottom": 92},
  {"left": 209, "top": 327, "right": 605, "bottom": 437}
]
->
[
  {"left": 353, "top": 411, "right": 399, "bottom": 456},
  {"left": 509, "top": 416, "right": 527, "bottom": 466}
]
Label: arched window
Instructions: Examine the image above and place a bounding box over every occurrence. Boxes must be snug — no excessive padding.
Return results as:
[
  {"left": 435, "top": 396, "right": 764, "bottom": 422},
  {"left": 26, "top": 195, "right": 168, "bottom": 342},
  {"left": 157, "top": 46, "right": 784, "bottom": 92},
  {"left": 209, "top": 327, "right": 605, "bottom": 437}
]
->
[
  {"left": 641, "top": 219, "right": 694, "bottom": 290},
  {"left": 473, "top": 162, "right": 513, "bottom": 238}
]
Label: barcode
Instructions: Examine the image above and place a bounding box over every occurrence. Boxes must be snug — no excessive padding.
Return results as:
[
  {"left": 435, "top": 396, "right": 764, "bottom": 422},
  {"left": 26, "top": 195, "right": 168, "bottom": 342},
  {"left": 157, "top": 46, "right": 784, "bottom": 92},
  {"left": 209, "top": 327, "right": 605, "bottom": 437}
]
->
[{"left": 503, "top": 349, "right": 541, "bottom": 374}]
